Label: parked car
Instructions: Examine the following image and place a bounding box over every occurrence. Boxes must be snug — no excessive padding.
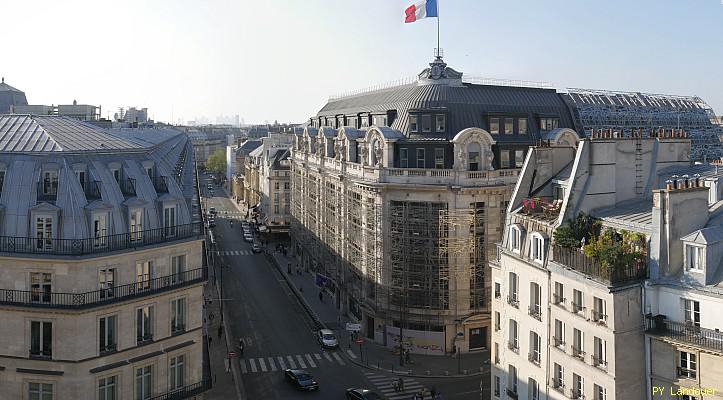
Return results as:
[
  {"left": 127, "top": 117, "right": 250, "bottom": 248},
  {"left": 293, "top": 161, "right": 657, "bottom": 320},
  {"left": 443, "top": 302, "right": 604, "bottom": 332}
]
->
[
  {"left": 284, "top": 369, "right": 318, "bottom": 391},
  {"left": 208, "top": 207, "right": 217, "bottom": 216},
  {"left": 252, "top": 242, "right": 261, "bottom": 253},
  {"left": 208, "top": 219, "right": 216, "bottom": 228},
  {"left": 207, "top": 184, "right": 212, "bottom": 190},
  {"left": 346, "top": 388, "right": 383, "bottom": 400},
  {"left": 317, "top": 329, "right": 338, "bottom": 349},
  {"left": 244, "top": 234, "right": 254, "bottom": 243}
]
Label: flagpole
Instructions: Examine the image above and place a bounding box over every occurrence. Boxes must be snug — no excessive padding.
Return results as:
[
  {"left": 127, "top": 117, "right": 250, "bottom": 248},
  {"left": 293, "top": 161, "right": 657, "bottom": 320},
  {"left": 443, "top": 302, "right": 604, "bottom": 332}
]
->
[{"left": 436, "top": 0, "right": 440, "bottom": 58}]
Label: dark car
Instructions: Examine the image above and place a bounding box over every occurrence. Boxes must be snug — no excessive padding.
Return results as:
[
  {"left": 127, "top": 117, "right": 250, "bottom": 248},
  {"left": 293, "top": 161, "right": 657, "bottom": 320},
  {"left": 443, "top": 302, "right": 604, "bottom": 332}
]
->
[
  {"left": 346, "top": 388, "right": 383, "bottom": 400},
  {"left": 284, "top": 369, "right": 318, "bottom": 391}
]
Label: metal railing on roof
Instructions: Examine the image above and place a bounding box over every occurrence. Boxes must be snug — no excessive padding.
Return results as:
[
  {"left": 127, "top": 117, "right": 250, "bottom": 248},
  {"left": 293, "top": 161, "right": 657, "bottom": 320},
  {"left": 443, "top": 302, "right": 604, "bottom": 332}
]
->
[
  {"left": 552, "top": 245, "right": 647, "bottom": 285},
  {"left": 328, "top": 77, "right": 417, "bottom": 100},
  {"left": 462, "top": 75, "right": 554, "bottom": 89},
  {"left": 0, "top": 222, "right": 202, "bottom": 256}
]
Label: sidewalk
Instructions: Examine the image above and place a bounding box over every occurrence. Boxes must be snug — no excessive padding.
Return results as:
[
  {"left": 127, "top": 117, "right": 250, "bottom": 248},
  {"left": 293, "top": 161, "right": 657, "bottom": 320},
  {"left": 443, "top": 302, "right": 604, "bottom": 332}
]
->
[
  {"left": 202, "top": 266, "right": 245, "bottom": 399},
  {"left": 264, "top": 247, "right": 487, "bottom": 378}
]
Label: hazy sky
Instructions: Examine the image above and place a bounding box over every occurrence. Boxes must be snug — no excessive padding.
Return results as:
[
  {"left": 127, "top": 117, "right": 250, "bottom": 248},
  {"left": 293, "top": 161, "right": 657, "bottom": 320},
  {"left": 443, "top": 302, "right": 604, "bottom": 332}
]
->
[{"left": 2, "top": 0, "right": 722, "bottom": 124}]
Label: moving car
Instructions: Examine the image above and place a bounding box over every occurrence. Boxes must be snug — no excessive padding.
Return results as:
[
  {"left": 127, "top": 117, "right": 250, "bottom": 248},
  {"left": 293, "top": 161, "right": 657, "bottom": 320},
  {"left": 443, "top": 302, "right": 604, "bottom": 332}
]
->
[
  {"left": 251, "top": 242, "right": 261, "bottom": 253},
  {"left": 317, "top": 329, "right": 338, "bottom": 349},
  {"left": 284, "top": 369, "right": 318, "bottom": 391},
  {"left": 207, "top": 184, "right": 212, "bottom": 190},
  {"left": 346, "top": 388, "right": 383, "bottom": 400},
  {"left": 208, "top": 218, "right": 216, "bottom": 228}
]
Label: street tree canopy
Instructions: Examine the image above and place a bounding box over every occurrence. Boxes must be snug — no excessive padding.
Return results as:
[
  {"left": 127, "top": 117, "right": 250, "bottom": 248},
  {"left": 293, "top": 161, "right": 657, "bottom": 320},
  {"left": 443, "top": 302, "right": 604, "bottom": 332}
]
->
[{"left": 206, "top": 149, "right": 227, "bottom": 175}]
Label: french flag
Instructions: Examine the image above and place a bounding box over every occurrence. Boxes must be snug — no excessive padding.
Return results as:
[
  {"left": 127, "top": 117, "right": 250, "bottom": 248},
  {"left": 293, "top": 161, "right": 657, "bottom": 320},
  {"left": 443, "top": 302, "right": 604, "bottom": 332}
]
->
[{"left": 404, "top": 0, "right": 438, "bottom": 23}]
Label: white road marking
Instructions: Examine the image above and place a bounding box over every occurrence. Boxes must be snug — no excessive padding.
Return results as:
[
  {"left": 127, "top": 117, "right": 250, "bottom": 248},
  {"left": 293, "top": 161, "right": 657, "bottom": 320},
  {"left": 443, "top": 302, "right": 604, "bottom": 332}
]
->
[
  {"left": 295, "top": 354, "right": 307, "bottom": 369},
  {"left": 331, "top": 352, "right": 345, "bottom": 365},
  {"left": 323, "top": 352, "right": 333, "bottom": 363},
  {"left": 249, "top": 358, "right": 258, "bottom": 373},
  {"left": 286, "top": 355, "right": 297, "bottom": 369},
  {"left": 314, "top": 353, "right": 322, "bottom": 360},
  {"left": 239, "top": 359, "right": 248, "bottom": 374},
  {"left": 268, "top": 357, "right": 277, "bottom": 371},
  {"left": 346, "top": 349, "right": 358, "bottom": 359},
  {"left": 277, "top": 356, "right": 286, "bottom": 370},
  {"left": 305, "top": 354, "right": 316, "bottom": 368},
  {"left": 258, "top": 358, "right": 267, "bottom": 372}
]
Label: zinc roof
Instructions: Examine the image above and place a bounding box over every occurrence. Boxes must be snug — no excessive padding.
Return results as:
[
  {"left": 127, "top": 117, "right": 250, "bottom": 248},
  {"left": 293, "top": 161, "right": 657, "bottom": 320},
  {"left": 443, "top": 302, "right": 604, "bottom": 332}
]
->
[{"left": 0, "top": 115, "right": 141, "bottom": 153}]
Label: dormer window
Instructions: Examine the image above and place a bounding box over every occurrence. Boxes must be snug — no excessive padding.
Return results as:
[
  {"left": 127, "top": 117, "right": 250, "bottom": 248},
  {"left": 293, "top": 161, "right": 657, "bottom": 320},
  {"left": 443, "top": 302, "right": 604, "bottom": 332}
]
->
[
  {"left": 35, "top": 216, "right": 54, "bottom": 251},
  {"left": 92, "top": 212, "right": 108, "bottom": 248},
  {"left": 685, "top": 244, "right": 704, "bottom": 272},
  {"left": 112, "top": 169, "right": 120, "bottom": 182},
  {"left": 76, "top": 170, "right": 86, "bottom": 191},
  {"left": 42, "top": 171, "right": 58, "bottom": 196},
  {"left": 539, "top": 117, "right": 560, "bottom": 131},
  {"left": 436, "top": 115, "right": 446, "bottom": 132},
  {"left": 509, "top": 225, "right": 522, "bottom": 253},
  {"left": 530, "top": 232, "right": 545, "bottom": 264},
  {"left": 164, "top": 204, "right": 177, "bottom": 237},
  {"left": 130, "top": 209, "right": 143, "bottom": 241},
  {"left": 146, "top": 167, "right": 153, "bottom": 178},
  {"left": 409, "top": 115, "right": 418, "bottom": 132},
  {"left": 421, "top": 115, "right": 432, "bottom": 132}
]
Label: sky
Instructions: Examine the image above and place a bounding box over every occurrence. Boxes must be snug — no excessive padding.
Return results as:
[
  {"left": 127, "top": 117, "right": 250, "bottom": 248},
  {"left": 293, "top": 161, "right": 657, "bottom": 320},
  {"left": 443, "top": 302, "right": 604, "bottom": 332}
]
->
[{"left": 1, "top": 0, "right": 722, "bottom": 125}]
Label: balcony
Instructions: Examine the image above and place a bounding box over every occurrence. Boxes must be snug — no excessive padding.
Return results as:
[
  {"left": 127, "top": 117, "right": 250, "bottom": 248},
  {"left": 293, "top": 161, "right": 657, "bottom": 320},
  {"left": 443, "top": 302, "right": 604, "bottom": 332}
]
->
[
  {"left": 99, "top": 343, "right": 117, "bottom": 355},
  {"left": 552, "top": 245, "right": 647, "bottom": 286},
  {"left": 551, "top": 380, "right": 565, "bottom": 394},
  {"left": 29, "top": 348, "right": 52, "bottom": 359},
  {"left": 507, "top": 341, "right": 519, "bottom": 353},
  {"left": 521, "top": 197, "right": 562, "bottom": 222},
  {"left": 571, "top": 302, "right": 586, "bottom": 316},
  {"left": 506, "top": 388, "right": 519, "bottom": 399},
  {"left": 0, "top": 222, "right": 202, "bottom": 256},
  {"left": 570, "top": 388, "right": 585, "bottom": 399},
  {"left": 528, "top": 305, "right": 542, "bottom": 321},
  {"left": 0, "top": 267, "right": 206, "bottom": 310},
  {"left": 645, "top": 314, "right": 723, "bottom": 353},
  {"left": 592, "top": 354, "right": 608, "bottom": 369},
  {"left": 677, "top": 367, "right": 697, "bottom": 380},
  {"left": 552, "top": 294, "right": 566, "bottom": 306},
  {"left": 149, "top": 380, "right": 211, "bottom": 400},
  {"left": 592, "top": 310, "right": 608, "bottom": 325},
  {"left": 572, "top": 346, "right": 585, "bottom": 360},
  {"left": 553, "top": 336, "right": 565, "bottom": 349},
  {"left": 528, "top": 352, "right": 541, "bottom": 365},
  {"left": 507, "top": 295, "right": 519, "bottom": 308}
]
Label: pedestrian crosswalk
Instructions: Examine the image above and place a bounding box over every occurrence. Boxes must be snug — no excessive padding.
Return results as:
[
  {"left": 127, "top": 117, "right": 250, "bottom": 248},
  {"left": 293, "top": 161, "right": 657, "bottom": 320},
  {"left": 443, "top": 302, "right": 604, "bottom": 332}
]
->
[
  {"left": 363, "top": 371, "right": 424, "bottom": 400},
  {"left": 216, "top": 250, "right": 254, "bottom": 256},
  {"left": 239, "top": 351, "right": 347, "bottom": 374}
]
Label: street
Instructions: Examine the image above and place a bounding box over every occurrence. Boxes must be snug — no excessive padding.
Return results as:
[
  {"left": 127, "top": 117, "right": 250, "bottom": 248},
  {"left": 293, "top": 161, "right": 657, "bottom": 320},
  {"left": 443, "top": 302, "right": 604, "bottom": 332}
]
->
[{"left": 202, "top": 177, "right": 482, "bottom": 400}]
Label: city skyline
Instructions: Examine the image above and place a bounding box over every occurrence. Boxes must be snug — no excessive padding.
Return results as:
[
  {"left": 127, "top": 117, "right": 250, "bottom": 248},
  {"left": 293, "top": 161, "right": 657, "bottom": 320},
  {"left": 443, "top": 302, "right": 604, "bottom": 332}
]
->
[{"left": 1, "top": 0, "right": 721, "bottom": 125}]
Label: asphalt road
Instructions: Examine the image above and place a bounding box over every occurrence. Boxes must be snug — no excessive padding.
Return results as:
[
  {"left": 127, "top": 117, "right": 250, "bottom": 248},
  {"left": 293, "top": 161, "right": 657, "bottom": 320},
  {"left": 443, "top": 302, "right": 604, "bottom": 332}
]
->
[{"left": 202, "top": 177, "right": 483, "bottom": 400}]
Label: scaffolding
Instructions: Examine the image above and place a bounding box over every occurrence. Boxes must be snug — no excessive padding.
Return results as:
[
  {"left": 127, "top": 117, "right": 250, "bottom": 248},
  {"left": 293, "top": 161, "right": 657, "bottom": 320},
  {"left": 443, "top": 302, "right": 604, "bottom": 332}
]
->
[{"left": 564, "top": 88, "right": 723, "bottom": 161}]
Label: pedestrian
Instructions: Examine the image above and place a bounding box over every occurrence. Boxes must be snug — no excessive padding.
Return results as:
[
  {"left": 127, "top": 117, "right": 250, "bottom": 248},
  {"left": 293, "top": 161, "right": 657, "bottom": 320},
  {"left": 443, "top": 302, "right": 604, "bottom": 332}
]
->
[
  {"left": 419, "top": 388, "right": 426, "bottom": 400},
  {"left": 208, "top": 336, "right": 212, "bottom": 346},
  {"left": 238, "top": 338, "right": 245, "bottom": 355},
  {"left": 436, "top": 392, "right": 442, "bottom": 400},
  {"left": 430, "top": 386, "right": 437, "bottom": 398},
  {"left": 318, "top": 290, "right": 323, "bottom": 302},
  {"left": 397, "top": 377, "right": 404, "bottom": 392},
  {"left": 217, "top": 324, "right": 223, "bottom": 339}
]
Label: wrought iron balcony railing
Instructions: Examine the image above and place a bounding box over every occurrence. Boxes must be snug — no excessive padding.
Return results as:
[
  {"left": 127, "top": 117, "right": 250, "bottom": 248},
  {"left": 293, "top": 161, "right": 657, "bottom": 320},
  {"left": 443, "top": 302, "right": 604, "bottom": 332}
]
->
[
  {"left": 592, "top": 310, "right": 608, "bottom": 325},
  {"left": 0, "top": 267, "right": 206, "bottom": 310},
  {"left": 677, "top": 367, "right": 697, "bottom": 379},
  {"left": 506, "top": 388, "right": 519, "bottom": 399},
  {"left": 552, "top": 294, "right": 566, "bottom": 306},
  {"left": 507, "top": 295, "right": 519, "bottom": 308},
  {"left": 645, "top": 314, "right": 723, "bottom": 353},
  {"left": 29, "top": 348, "right": 52, "bottom": 359},
  {"left": 572, "top": 346, "right": 585, "bottom": 360},
  {"left": 99, "top": 343, "right": 117, "bottom": 355},
  {"left": 552, "top": 245, "right": 647, "bottom": 286},
  {"left": 528, "top": 305, "right": 542, "bottom": 321},
  {"left": 508, "top": 341, "right": 519, "bottom": 353},
  {"left": 553, "top": 336, "right": 565, "bottom": 349},
  {"left": 551, "top": 380, "right": 565, "bottom": 393},
  {"left": 0, "top": 222, "right": 202, "bottom": 256},
  {"left": 149, "top": 380, "right": 211, "bottom": 400},
  {"left": 528, "top": 352, "right": 541, "bottom": 365},
  {"left": 592, "top": 354, "right": 607, "bottom": 369}
]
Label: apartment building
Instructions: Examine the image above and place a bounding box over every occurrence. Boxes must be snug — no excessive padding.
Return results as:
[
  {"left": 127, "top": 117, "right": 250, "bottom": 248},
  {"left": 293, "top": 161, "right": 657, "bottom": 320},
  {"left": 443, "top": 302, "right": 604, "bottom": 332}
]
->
[
  {"left": 244, "top": 133, "right": 295, "bottom": 232},
  {"left": 644, "top": 163, "right": 723, "bottom": 400},
  {"left": 492, "top": 131, "right": 692, "bottom": 399},
  {"left": 0, "top": 115, "right": 207, "bottom": 399}
]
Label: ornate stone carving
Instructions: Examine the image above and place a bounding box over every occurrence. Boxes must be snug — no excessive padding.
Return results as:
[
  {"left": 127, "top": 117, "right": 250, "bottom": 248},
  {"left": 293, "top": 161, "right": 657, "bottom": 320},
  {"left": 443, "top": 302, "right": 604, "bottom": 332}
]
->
[
  {"left": 485, "top": 150, "right": 494, "bottom": 170},
  {"left": 334, "top": 140, "right": 342, "bottom": 160},
  {"left": 456, "top": 147, "right": 467, "bottom": 170},
  {"left": 360, "top": 143, "right": 369, "bottom": 166},
  {"left": 372, "top": 140, "right": 382, "bottom": 167}
]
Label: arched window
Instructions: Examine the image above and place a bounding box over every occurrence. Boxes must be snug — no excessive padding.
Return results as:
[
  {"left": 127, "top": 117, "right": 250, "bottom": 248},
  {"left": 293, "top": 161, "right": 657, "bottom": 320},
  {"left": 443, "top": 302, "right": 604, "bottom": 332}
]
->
[
  {"left": 468, "top": 142, "right": 481, "bottom": 171},
  {"left": 530, "top": 232, "right": 546, "bottom": 264}
]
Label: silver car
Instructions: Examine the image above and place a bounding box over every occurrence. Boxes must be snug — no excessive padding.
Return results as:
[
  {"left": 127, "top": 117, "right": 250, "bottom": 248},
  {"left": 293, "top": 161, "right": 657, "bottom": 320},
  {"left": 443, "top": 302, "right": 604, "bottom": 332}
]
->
[{"left": 317, "top": 329, "right": 338, "bottom": 348}]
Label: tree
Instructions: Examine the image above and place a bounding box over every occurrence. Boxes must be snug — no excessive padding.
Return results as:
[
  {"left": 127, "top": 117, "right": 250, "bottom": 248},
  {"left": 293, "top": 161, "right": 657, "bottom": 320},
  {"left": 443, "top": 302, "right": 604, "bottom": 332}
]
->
[{"left": 206, "top": 149, "right": 227, "bottom": 175}]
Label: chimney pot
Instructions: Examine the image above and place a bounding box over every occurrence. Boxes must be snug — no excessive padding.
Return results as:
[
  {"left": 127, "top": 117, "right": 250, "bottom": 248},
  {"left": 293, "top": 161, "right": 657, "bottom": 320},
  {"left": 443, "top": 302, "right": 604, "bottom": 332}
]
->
[{"left": 665, "top": 179, "right": 674, "bottom": 191}]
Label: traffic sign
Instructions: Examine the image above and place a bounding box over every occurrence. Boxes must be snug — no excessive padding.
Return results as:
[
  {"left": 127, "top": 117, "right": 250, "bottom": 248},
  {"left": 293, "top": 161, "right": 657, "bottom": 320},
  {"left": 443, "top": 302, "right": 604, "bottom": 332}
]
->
[
  {"left": 346, "top": 323, "right": 361, "bottom": 332},
  {"left": 355, "top": 338, "right": 364, "bottom": 344},
  {"left": 228, "top": 351, "right": 237, "bottom": 358}
]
